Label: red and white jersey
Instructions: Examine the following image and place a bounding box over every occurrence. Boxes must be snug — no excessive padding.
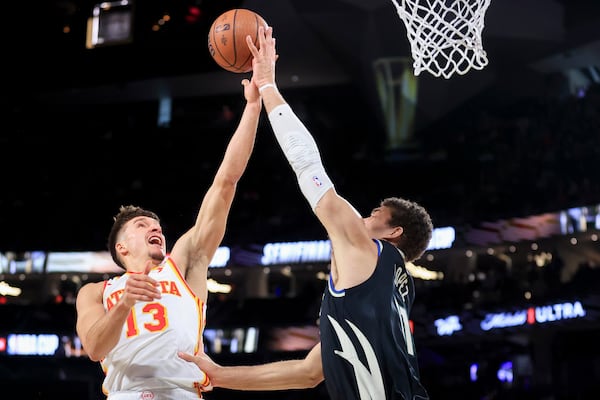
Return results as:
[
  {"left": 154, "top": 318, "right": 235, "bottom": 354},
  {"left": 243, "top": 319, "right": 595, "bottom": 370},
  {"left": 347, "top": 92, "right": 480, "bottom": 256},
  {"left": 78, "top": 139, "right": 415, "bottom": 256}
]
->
[{"left": 101, "top": 257, "right": 209, "bottom": 400}]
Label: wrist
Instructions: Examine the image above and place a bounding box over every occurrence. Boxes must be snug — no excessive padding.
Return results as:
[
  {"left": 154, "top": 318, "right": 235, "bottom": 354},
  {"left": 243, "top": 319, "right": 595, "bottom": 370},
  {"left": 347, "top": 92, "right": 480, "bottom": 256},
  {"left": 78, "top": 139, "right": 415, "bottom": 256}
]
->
[{"left": 258, "top": 83, "right": 277, "bottom": 93}]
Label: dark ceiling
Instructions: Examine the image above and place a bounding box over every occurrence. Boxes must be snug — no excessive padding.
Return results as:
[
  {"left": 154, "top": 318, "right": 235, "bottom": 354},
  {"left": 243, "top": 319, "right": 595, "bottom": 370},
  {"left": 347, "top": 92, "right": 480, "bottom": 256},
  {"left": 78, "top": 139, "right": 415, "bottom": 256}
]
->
[
  {"left": 2, "top": 0, "right": 600, "bottom": 252},
  {"left": 6, "top": 0, "right": 600, "bottom": 121},
  {"left": 6, "top": 1, "right": 600, "bottom": 98}
]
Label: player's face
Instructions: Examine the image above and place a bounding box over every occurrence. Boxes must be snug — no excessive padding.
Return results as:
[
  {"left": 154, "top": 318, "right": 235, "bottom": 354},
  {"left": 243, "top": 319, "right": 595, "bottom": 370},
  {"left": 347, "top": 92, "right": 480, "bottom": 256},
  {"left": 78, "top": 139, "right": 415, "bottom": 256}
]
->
[
  {"left": 121, "top": 216, "right": 166, "bottom": 262},
  {"left": 363, "top": 206, "right": 396, "bottom": 239}
]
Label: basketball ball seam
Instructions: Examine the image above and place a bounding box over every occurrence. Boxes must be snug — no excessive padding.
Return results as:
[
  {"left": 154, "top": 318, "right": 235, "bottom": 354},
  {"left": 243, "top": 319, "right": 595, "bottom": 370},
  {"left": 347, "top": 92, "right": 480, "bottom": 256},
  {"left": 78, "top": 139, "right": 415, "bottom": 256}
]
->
[
  {"left": 210, "top": 19, "right": 232, "bottom": 69},
  {"left": 233, "top": 12, "right": 259, "bottom": 73}
]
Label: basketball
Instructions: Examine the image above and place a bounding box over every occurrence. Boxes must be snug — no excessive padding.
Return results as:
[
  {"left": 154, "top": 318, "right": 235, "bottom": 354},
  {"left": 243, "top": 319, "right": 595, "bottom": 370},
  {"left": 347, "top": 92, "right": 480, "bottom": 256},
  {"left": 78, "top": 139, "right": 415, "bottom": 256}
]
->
[{"left": 207, "top": 9, "right": 268, "bottom": 73}]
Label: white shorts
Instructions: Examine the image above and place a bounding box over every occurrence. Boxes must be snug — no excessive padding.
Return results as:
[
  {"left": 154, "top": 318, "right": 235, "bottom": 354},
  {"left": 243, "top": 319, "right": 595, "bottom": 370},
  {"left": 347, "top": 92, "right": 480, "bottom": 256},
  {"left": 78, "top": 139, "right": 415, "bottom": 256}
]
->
[{"left": 107, "top": 389, "right": 204, "bottom": 400}]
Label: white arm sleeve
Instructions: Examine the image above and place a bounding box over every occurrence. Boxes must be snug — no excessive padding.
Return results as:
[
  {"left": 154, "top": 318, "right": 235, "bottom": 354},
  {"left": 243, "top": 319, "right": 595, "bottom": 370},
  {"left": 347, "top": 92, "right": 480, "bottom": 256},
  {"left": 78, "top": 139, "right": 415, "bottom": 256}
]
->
[{"left": 268, "top": 104, "right": 334, "bottom": 211}]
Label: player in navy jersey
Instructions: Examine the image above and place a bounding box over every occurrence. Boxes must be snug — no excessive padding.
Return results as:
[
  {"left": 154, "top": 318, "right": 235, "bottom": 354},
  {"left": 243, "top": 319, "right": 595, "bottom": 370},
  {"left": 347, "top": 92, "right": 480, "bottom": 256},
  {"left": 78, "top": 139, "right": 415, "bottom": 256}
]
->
[
  {"left": 179, "top": 25, "right": 433, "bottom": 400},
  {"left": 75, "top": 73, "right": 262, "bottom": 399}
]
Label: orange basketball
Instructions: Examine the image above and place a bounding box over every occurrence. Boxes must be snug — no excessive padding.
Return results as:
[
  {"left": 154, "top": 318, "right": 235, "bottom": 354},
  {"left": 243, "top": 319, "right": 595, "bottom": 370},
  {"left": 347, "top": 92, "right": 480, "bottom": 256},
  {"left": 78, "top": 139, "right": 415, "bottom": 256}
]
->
[{"left": 207, "top": 9, "right": 268, "bottom": 73}]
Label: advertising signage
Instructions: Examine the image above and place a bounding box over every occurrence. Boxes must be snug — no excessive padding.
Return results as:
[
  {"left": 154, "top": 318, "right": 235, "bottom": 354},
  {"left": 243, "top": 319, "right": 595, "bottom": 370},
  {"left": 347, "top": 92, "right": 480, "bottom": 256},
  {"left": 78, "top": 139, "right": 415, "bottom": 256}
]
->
[{"left": 432, "top": 300, "right": 590, "bottom": 337}]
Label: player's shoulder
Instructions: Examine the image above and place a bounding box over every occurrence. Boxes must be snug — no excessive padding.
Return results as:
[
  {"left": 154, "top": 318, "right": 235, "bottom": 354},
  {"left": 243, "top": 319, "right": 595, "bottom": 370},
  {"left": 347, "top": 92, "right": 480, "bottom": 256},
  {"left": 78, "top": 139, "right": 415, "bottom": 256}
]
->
[
  {"left": 76, "top": 280, "right": 106, "bottom": 302},
  {"left": 80, "top": 280, "right": 105, "bottom": 291}
]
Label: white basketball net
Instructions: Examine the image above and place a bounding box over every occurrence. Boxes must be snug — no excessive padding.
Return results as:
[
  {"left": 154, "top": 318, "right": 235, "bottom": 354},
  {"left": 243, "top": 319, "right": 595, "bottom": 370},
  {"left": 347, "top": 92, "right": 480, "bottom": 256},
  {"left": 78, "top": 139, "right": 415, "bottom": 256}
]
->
[{"left": 390, "top": 0, "right": 492, "bottom": 79}]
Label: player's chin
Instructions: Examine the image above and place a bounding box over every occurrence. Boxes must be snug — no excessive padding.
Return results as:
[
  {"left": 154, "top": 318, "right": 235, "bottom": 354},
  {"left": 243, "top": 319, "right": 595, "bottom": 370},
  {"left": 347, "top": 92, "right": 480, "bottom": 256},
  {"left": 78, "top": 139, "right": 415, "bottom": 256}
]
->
[{"left": 150, "top": 249, "right": 165, "bottom": 262}]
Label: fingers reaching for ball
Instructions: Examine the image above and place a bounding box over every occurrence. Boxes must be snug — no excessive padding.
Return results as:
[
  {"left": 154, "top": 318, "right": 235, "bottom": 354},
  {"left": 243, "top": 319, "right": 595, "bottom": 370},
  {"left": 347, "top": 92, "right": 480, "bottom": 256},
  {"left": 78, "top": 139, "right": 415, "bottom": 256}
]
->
[{"left": 247, "top": 26, "right": 277, "bottom": 90}]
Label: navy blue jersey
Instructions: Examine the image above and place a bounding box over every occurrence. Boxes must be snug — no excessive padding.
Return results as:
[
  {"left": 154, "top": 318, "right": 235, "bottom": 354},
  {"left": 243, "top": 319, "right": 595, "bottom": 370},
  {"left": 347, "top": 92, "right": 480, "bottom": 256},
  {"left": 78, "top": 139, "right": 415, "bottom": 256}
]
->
[{"left": 319, "top": 239, "right": 429, "bottom": 400}]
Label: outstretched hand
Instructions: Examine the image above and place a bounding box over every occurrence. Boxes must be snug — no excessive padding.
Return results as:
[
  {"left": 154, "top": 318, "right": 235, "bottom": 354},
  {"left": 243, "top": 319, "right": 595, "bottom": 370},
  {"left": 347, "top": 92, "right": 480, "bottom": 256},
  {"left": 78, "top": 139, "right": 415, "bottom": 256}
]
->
[
  {"left": 241, "top": 77, "right": 260, "bottom": 103},
  {"left": 247, "top": 26, "right": 278, "bottom": 90},
  {"left": 178, "top": 350, "right": 219, "bottom": 390}
]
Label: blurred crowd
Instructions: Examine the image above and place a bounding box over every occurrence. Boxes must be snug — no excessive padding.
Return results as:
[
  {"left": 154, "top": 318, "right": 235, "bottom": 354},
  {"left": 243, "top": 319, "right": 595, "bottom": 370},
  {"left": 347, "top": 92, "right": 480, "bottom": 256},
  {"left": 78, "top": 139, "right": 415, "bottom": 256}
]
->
[{"left": 3, "top": 76, "right": 600, "bottom": 399}]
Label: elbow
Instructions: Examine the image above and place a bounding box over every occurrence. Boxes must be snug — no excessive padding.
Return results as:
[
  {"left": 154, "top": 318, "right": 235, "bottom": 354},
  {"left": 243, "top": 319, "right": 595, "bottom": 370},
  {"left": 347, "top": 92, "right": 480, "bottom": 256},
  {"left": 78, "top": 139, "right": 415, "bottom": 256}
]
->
[
  {"left": 306, "top": 371, "right": 324, "bottom": 388},
  {"left": 85, "top": 347, "right": 105, "bottom": 362},
  {"left": 214, "top": 174, "right": 240, "bottom": 194},
  {"left": 88, "top": 355, "right": 103, "bottom": 363},
  {"left": 299, "top": 365, "right": 324, "bottom": 388},
  {"left": 82, "top": 341, "right": 106, "bottom": 362}
]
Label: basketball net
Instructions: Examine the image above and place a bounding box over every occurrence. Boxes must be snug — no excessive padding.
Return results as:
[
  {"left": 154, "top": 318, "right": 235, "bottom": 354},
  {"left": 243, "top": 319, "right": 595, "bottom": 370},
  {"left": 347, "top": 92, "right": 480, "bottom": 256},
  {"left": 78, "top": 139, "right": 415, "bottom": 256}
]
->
[{"left": 390, "top": 0, "right": 492, "bottom": 79}]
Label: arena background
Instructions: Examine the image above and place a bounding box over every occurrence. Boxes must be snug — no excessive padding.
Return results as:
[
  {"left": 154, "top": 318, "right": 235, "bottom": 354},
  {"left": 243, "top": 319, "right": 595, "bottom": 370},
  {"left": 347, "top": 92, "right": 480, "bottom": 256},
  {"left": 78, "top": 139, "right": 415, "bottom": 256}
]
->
[{"left": 2, "top": 0, "right": 600, "bottom": 399}]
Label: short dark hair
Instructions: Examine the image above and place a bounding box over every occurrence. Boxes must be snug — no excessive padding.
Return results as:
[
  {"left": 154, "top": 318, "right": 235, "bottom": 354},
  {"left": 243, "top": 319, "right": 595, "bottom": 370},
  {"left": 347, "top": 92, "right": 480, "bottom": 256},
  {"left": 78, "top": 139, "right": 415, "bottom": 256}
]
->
[
  {"left": 108, "top": 205, "right": 160, "bottom": 270},
  {"left": 381, "top": 197, "right": 433, "bottom": 262}
]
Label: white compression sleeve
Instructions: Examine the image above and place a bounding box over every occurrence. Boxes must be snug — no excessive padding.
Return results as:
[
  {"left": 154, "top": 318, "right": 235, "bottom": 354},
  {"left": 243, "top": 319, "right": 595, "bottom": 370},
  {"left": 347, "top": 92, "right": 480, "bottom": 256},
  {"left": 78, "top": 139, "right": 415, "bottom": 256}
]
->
[{"left": 268, "top": 104, "right": 334, "bottom": 211}]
